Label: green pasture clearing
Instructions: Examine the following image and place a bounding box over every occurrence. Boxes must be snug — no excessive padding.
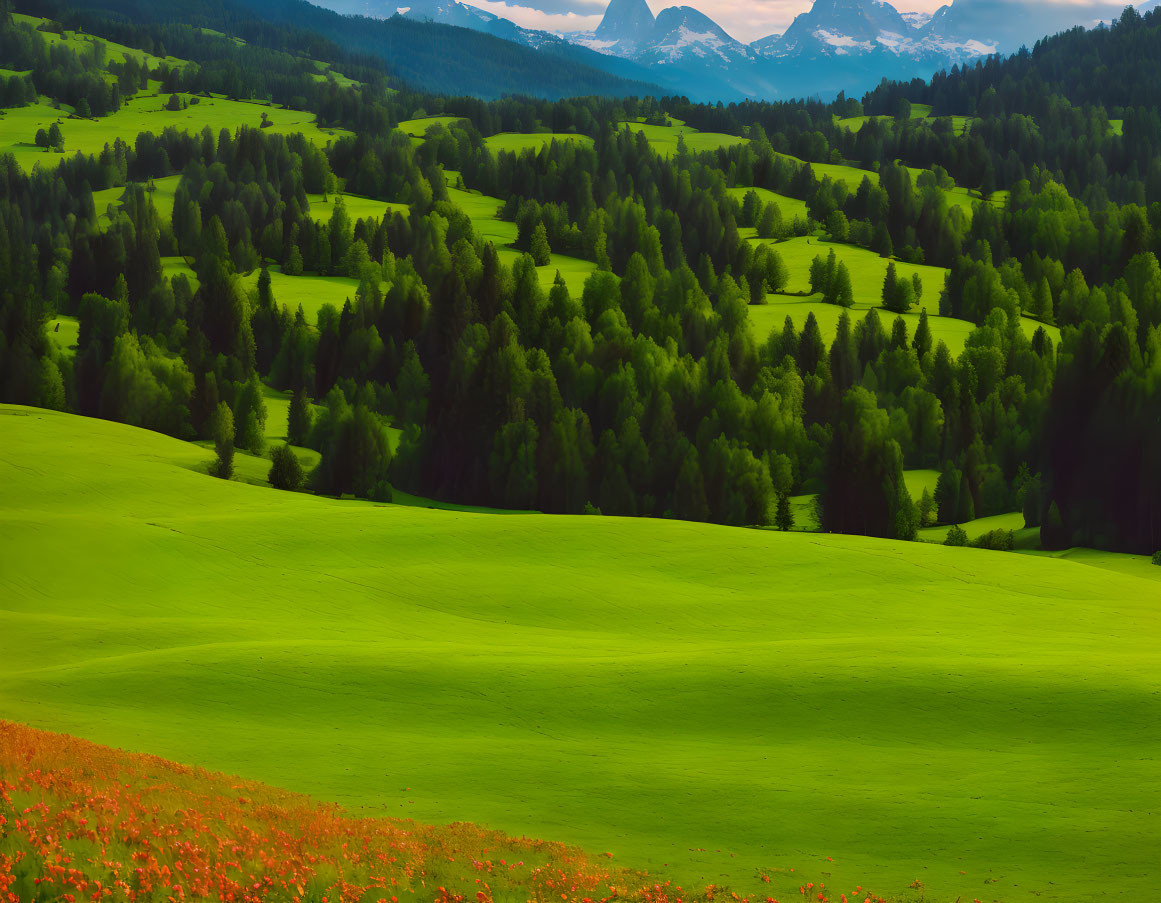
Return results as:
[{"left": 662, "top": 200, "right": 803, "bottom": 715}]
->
[
  {"left": 1109, "top": 119, "right": 1124, "bottom": 136},
  {"left": 13, "top": 13, "right": 187, "bottom": 71},
  {"left": 0, "top": 96, "right": 347, "bottom": 174},
  {"left": 774, "top": 152, "right": 878, "bottom": 189},
  {"left": 835, "top": 105, "right": 973, "bottom": 138},
  {"left": 918, "top": 511, "right": 1028, "bottom": 544},
  {"left": 748, "top": 294, "right": 977, "bottom": 357},
  {"left": 900, "top": 164, "right": 1000, "bottom": 213},
  {"left": 902, "top": 468, "right": 940, "bottom": 501},
  {"left": 444, "top": 181, "right": 597, "bottom": 297},
  {"left": 85, "top": 175, "right": 180, "bottom": 227},
  {"left": 396, "top": 116, "right": 467, "bottom": 140},
  {"left": 161, "top": 256, "right": 197, "bottom": 285},
  {"left": 758, "top": 236, "right": 950, "bottom": 307},
  {"left": 91, "top": 184, "right": 124, "bottom": 226},
  {"left": 145, "top": 174, "right": 182, "bottom": 222},
  {"left": 309, "top": 63, "right": 359, "bottom": 89},
  {"left": 484, "top": 133, "right": 594, "bottom": 154},
  {"left": 786, "top": 493, "right": 819, "bottom": 531},
  {"left": 238, "top": 266, "right": 363, "bottom": 324},
  {"left": 1, "top": 405, "right": 1158, "bottom": 903},
  {"left": 48, "top": 316, "right": 79, "bottom": 359},
  {"left": 745, "top": 238, "right": 1060, "bottom": 353},
  {"left": 618, "top": 121, "right": 747, "bottom": 157},
  {"left": 260, "top": 382, "right": 398, "bottom": 462},
  {"left": 725, "top": 186, "right": 809, "bottom": 225},
  {"left": 834, "top": 103, "right": 930, "bottom": 132},
  {"left": 773, "top": 153, "right": 993, "bottom": 217},
  {"left": 306, "top": 192, "right": 408, "bottom": 224}
]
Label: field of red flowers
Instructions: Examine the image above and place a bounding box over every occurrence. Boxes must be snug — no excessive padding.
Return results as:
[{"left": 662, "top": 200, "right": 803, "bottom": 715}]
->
[{"left": 0, "top": 721, "right": 888, "bottom": 903}]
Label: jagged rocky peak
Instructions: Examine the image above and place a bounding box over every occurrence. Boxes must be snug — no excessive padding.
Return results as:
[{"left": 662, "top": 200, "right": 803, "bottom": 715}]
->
[{"left": 595, "top": 0, "right": 657, "bottom": 41}]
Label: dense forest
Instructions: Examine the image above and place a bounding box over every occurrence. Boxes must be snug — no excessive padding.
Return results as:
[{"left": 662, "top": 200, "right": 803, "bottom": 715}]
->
[{"left": 2, "top": 0, "right": 1161, "bottom": 555}]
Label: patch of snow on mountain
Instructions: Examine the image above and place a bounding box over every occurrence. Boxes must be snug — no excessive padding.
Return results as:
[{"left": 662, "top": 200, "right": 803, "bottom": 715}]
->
[
  {"left": 875, "top": 30, "right": 908, "bottom": 51},
  {"left": 814, "top": 29, "right": 875, "bottom": 53},
  {"left": 900, "top": 10, "right": 931, "bottom": 28}
]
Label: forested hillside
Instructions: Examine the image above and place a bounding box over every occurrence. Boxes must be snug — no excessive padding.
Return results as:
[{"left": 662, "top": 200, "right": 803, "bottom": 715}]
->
[
  {"left": 20, "top": 0, "right": 665, "bottom": 99},
  {"left": 2, "top": 0, "right": 1160, "bottom": 554}
]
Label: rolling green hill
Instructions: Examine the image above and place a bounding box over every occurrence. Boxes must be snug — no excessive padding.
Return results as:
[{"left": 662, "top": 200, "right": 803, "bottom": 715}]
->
[
  {"left": 0, "top": 95, "right": 346, "bottom": 173},
  {"left": 1, "top": 405, "right": 1157, "bottom": 903}
]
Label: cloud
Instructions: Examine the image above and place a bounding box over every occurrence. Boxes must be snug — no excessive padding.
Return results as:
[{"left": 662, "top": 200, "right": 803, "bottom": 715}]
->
[{"left": 466, "top": 0, "right": 604, "bottom": 32}]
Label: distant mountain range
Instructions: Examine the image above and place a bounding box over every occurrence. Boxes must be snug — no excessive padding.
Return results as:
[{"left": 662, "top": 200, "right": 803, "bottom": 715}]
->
[{"left": 313, "top": 0, "right": 1147, "bottom": 101}]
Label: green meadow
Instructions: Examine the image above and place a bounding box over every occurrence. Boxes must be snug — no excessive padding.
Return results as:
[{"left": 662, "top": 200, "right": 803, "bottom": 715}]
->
[
  {"left": 238, "top": 265, "right": 365, "bottom": 324},
  {"left": 444, "top": 178, "right": 597, "bottom": 296},
  {"left": 763, "top": 236, "right": 949, "bottom": 303},
  {"left": 618, "top": 120, "right": 748, "bottom": 156},
  {"left": 397, "top": 116, "right": 467, "bottom": 141},
  {"left": 484, "top": 132, "right": 594, "bottom": 154},
  {"left": 47, "top": 315, "right": 79, "bottom": 358},
  {"left": 0, "top": 95, "right": 347, "bottom": 173},
  {"left": 161, "top": 255, "right": 197, "bottom": 285},
  {"left": 772, "top": 153, "right": 995, "bottom": 218},
  {"left": 306, "top": 191, "right": 409, "bottom": 223},
  {"left": 1, "top": 405, "right": 1158, "bottom": 903},
  {"left": 745, "top": 238, "right": 1061, "bottom": 353},
  {"left": 917, "top": 511, "right": 1031, "bottom": 545},
  {"left": 726, "top": 186, "right": 810, "bottom": 225}
]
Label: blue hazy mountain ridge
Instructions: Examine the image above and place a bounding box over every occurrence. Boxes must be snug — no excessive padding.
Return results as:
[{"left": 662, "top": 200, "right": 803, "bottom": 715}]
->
[
  {"left": 65, "top": 0, "right": 1152, "bottom": 102},
  {"left": 364, "top": 0, "right": 1142, "bottom": 101}
]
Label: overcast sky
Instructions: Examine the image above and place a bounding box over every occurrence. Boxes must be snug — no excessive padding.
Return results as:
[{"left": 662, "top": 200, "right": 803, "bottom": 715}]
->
[{"left": 460, "top": 0, "right": 1141, "bottom": 43}]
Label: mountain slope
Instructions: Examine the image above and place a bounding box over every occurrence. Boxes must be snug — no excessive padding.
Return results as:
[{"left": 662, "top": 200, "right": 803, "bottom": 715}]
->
[
  {"left": 921, "top": 0, "right": 1129, "bottom": 54},
  {"left": 28, "top": 0, "right": 665, "bottom": 99}
]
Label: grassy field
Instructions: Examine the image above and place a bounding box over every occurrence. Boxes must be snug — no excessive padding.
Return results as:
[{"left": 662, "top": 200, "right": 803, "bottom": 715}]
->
[
  {"left": 618, "top": 120, "right": 748, "bottom": 156},
  {"left": 748, "top": 295, "right": 977, "bottom": 357},
  {"left": 2, "top": 405, "right": 1159, "bottom": 903},
  {"left": 725, "top": 186, "right": 810, "bottom": 226},
  {"left": 444, "top": 179, "right": 597, "bottom": 297},
  {"left": 746, "top": 237, "right": 1061, "bottom": 354},
  {"left": 0, "top": 96, "right": 347, "bottom": 173},
  {"left": 763, "top": 237, "right": 949, "bottom": 303},
  {"left": 835, "top": 105, "right": 973, "bottom": 137},
  {"left": 91, "top": 184, "right": 124, "bottom": 227},
  {"left": 775, "top": 152, "right": 879, "bottom": 189},
  {"left": 397, "top": 116, "right": 467, "bottom": 140},
  {"left": 306, "top": 191, "right": 408, "bottom": 223},
  {"left": 161, "top": 255, "right": 197, "bottom": 286},
  {"left": 834, "top": 103, "right": 932, "bottom": 132},
  {"left": 902, "top": 468, "right": 940, "bottom": 501},
  {"left": 772, "top": 153, "right": 996, "bottom": 218},
  {"left": 47, "top": 315, "right": 79, "bottom": 358},
  {"left": 918, "top": 511, "right": 1029, "bottom": 544},
  {"left": 145, "top": 174, "right": 182, "bottom": 222},
  {"left": 484, "top": 132, "right": 595, "bottom": 154},
  {"left": 238, "top": 265, "right": 364, "bottom": 324}
]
